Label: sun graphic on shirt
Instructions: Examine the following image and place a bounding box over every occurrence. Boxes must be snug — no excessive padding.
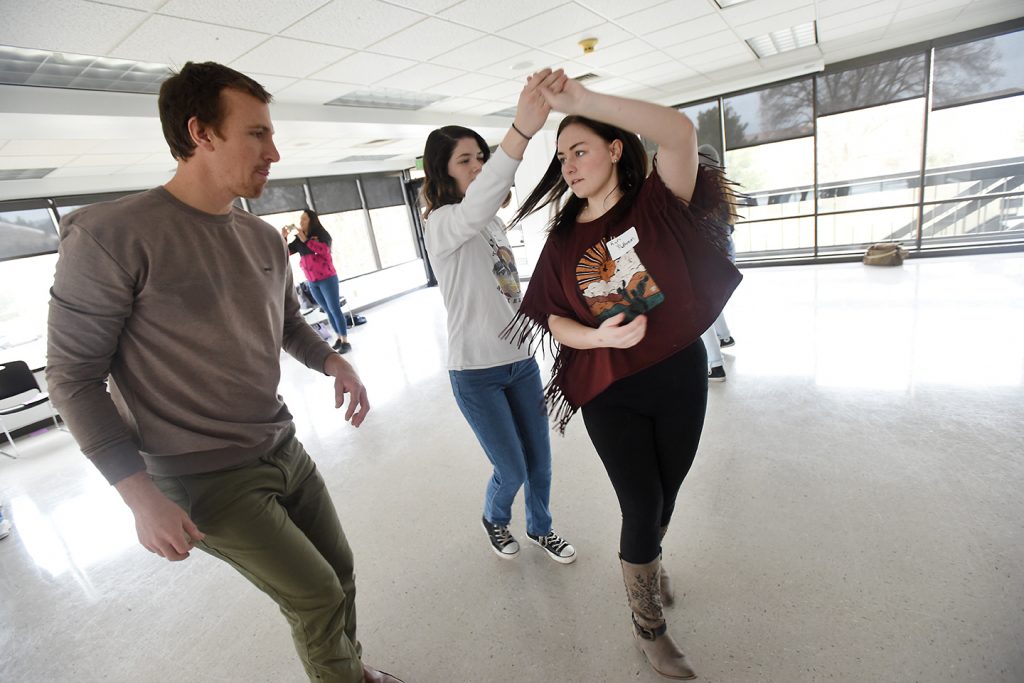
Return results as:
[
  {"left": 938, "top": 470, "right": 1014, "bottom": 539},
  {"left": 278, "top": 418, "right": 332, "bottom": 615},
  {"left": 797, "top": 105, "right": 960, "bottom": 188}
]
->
[{"left": 576, "top": 241, "right": 617, "bottom": 289}]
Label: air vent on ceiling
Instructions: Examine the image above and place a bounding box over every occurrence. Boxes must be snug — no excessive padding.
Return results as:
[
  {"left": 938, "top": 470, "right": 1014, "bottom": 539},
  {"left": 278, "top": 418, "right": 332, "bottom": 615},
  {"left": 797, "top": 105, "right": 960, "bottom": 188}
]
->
[
  {"left": 326, "top": 87, "right": 447, "bottom": 111},
  {"left": 573, "top": 73, "right": 600, "bottom": 83},
  {"left": 0, "top": 168, "right": 56, "bottom": 181},
  {"left": 334, "top": 154, "right": 399, "bottom": 163}
]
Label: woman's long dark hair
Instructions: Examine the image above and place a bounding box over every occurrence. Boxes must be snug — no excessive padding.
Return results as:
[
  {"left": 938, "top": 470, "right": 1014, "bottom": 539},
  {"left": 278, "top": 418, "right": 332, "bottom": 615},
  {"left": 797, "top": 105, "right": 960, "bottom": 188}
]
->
[
  {"left": 421, "top": 125, "right": 490, "bottom": 218},
  {"left": 303, "top": 209, "right": 332, "bottom": 248},
  {"left": 510, "top": 115, "right": 649, "bottom": 236}
]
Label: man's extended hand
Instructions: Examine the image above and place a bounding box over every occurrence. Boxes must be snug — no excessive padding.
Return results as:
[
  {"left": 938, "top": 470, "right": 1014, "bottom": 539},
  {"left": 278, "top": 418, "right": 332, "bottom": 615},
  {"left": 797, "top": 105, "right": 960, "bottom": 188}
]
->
[
  {"left": 115, "top": 471, "right": 205, "bottom": 561},
  {"left": 324, "top": 354, "right": 371, "bottom": 427}
]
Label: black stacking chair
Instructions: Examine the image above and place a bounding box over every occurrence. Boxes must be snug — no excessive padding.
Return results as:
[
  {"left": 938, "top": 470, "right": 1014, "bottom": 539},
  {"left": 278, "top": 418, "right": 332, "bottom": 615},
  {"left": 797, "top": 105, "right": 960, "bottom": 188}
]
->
[{"left": 0, "top": 361, "right": 62, "bottom": 459}]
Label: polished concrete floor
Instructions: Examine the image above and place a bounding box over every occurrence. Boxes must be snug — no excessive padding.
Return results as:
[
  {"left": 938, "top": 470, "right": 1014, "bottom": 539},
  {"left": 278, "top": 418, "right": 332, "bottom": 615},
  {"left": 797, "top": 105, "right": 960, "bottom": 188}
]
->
[{"left": 1, "top": 253, "right": 1022, "bottom": 683}]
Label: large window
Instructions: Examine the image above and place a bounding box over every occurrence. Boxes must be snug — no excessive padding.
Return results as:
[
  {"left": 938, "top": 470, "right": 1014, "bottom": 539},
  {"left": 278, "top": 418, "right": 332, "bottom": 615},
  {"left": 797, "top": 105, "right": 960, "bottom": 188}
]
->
[
  {"left": 673, "top": 23, "right": 1024, "bottom": 259},
  {"left": 360, "top": 175, "right": 417, "bottom": 270}
]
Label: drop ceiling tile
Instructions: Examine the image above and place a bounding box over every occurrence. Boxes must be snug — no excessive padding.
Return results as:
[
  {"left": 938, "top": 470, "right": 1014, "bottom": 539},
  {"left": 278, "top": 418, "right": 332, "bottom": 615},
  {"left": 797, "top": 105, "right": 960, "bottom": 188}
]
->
[
  {"left": 157, "top": 0, "right": 330, "bottom": 33},
  {"left": 817, "top": 13, "right": 892, "bottom": 40},
  {"left": 111, "top": 15, "right": 268, "bottom": 65},
  {"left": 893, "top": 2, "right": 969, "bottom": 22},
  {"left": 663, "top": 30, "right": 737, "bottom": 60},
  {"left": 585, "top": 76, "right": 640, "bottom": 94},
  {"left": 368, "top": 17, "right": 485, "bottom": 61},
  {"left": 815, "top": 1, "right": 894, "bottom": 27},
  {"left": 0, "top": 155, "right": 77, "bottom": 169},
  {"left": 719, "top": 0, "right": 813, "bottom": 25},
  {"left": 274, "top": 79, "right": 361, "bottom": 104},
  {"left": 386, "top": 0, "right": 463, "bottom": 12},
  {"left": 312, "top": 52, "right": 418, "bottom": 86},
  {"left": 0, "top": 139, "right": 99, "bottom": 156},
  {"left": 479, "top": 49, "right": 564, "bottom": 78},
  {"left": 0, "top": 0, "right": 146, "bottom": 55},
  {"left": 600, "top": 51, "right": 678, "bottom": 76},
  {"left": 246, "top": 73, "right": 299, "bottom": 94},
  {"left": 461, "top": 101, "right": 511, "bottom": 116},
  {"left": 575, "top": 0, "right": 667, "bottom": 20},
  {"left": 464, "top": 78, "right": 524, "bottom": 101},
  {"left": 542, "top": 23, "right": 634, "bottom": 59},
  {"left": 439, "top": 0, "right": 557, "bottom": 33},
  {"left": 733, "top": 6, "right": 817, "bottom": 39},
  {"left": 632, "top": 61, "right": 698, "bottom": 87},
  {"left": 616, "top": 1, "right": 713, "bottom": 36},
  {"left": 100, "top": 138, "right": 173, "bottom": 154},
  {"left": 646, "top": 13, "right": 732, "bottom": 49},
  {"left": 420, "top": 96, "right": 492, "bottom": 113},
  {"left": 231, "top": 38, "right": 353, "bottom": 78},
  {"left": 65, "top": 153, "right": 149, "bottom": 167},
  {"left": 685, "top": 43, "right": 756, "bottom": 71},
  {"left": 45, "top": 165, "right": 131, "bottom": 177},
  {"left": 283, "top": 0, "right": 425, "bottom": 49},
  {"left": 428, "top": 72, "right": 505, "bottom": 97},
  {"left": 377, "top": 63, "right": 466, "bottom": 91},
  {"left": 432, "top": 36, "right": 531, "bottom": 70},
  {"left": 564, "top": 38, "right": 650, "bottom": 68},
  {"left": 497, "top": 5, "right": 606, "bottom": 48}
]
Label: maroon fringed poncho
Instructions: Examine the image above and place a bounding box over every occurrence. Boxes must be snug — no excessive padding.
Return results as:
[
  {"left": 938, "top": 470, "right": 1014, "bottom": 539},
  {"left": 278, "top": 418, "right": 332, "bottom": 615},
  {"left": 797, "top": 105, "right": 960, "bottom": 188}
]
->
[{"left": 503, "top": 162, "right": 742, "bottom": 432}]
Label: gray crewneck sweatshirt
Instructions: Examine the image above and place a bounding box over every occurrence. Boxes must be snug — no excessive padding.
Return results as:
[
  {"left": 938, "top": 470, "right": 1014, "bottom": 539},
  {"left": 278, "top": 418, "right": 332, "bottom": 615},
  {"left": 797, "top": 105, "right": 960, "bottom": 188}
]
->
[
  {"left": 46, "top": 187, "right": 334, "bottom": 485},
  {"left": 424, "top": 148, "right": 531, "bottom": 371}
]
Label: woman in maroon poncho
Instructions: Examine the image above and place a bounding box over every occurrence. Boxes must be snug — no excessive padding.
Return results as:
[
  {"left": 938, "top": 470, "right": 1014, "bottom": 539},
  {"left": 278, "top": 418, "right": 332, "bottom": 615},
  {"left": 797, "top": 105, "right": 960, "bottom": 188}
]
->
[{"left": 505, "top": 75, "right": 741, "bottom": 680}]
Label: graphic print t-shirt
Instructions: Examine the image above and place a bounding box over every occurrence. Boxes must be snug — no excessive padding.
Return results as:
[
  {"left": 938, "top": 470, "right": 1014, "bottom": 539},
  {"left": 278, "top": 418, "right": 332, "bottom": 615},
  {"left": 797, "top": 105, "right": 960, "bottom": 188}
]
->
[{"left": 575, "top": 231, "right": 663, "bottom": 323}]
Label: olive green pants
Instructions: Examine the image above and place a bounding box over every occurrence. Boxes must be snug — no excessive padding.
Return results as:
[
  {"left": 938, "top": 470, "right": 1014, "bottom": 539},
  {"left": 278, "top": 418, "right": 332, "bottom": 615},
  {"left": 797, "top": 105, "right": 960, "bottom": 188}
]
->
[{"left": 153, "top": 427, "right": 362, "bottom": 682}]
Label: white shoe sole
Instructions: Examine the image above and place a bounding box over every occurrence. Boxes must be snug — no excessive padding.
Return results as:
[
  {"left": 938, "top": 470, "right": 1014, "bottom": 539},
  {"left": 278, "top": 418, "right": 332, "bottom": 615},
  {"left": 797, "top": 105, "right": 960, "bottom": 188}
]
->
[
  {"left": 527, "top": 536, "right": 577, "bottom": 564},
  {"left": 482, "top": 524, "right": 519, "bottom": 559}
]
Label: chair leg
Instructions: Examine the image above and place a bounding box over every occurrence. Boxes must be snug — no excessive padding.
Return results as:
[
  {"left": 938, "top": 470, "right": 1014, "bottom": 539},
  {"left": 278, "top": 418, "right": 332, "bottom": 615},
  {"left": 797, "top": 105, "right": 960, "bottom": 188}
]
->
[
  {"left": 0, "top": 418, "right": 19, "bottom": 459},
  {"left": 49, "top": 405, "right": 66, "bottom": 432}
]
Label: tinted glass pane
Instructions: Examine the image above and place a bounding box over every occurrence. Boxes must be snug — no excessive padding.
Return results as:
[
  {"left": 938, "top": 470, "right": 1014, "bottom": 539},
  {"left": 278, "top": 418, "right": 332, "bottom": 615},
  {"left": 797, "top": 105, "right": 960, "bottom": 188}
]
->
[
  {"left": 679, "top": 99, "right": 722, "bottom": 157},
  {"left": 733, "top": 216, "right": 815, "bottom": 255},
  {"left": 369, "top": 206, "right": 417, "bottom": 268},
  {"left": 0, "top": 253, "right": 59, "bottom": 363},
  {"left": 310, "top": 176, "right": 362, "bottom": 213},
  {"left": 817, "top": 98, "right": 925, "bottom": 212},
  {"left": 817, "top": 206, "right": 918, "bottom": 250},
  {"left": 726, "top": 136, "right": 815, "bottom": 220},
  {"left": 0, "top": 207, "right": 58, "bottom": 260},
  {"left": 724, "top": 79, "right": 813, "bottom": 148},
  {"left": 248, "top": 181, "right": 307, "bottom": 215},
  {"left": 360, "top": 175, "right": 404, "bottom": 209},
  {"left": 925, "top": 95, "right": 1024, "bottom": 202},
  {"left": 321, "top": 211, "right": 378, "bottom": 278},
  {"left": 921, "top": 198, "right": 1024, "bottom": 246},
  {"left": 933, "top": 30, "right": 1024, "bottom": 108},
  {"left": 816, "top": 54, "right": 926, "bottom": 116}
]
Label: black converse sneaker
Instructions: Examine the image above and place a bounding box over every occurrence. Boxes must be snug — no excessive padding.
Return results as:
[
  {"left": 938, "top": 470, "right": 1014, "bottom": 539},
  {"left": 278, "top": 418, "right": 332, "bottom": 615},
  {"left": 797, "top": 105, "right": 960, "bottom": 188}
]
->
[
  {"left": 527, "top": 530, "right": 577, "bottom": 564},
  {"left": 482, "top": 516, "right": 519, "bottom": 559}
]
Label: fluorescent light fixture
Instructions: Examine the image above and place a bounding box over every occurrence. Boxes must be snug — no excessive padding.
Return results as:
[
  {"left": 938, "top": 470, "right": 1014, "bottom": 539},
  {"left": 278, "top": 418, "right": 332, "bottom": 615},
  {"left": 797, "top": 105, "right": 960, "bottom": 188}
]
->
[
  {"left": 715, "top": 0, "right": 754, "bottom": 6},
  {"left": 0, "top": 45, "right": 171, "bottom": 93},
  {"left": 0, "top": 168, "right": 56, "bottom": 180},
  {"left": 334, "top": 154, "right": 399, "bottom": 162},
  {"left": 746, "top": 21, "right": 818, "bottom": 58},
  {"left": 325, "top": 88, "right": 446, "bottom": 111}
]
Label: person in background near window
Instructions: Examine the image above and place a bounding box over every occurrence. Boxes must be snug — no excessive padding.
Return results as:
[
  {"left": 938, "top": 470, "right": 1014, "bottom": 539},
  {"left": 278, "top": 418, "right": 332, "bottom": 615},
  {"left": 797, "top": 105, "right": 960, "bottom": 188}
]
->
[
  {"left": 697, "top": 144, "right": 737, "bottom": 382},
  {"left": 421, "top": 68, "right": 577, "bottom": 566},
  {"left": 284, "top": 209, "right": 351, "bottom": 354},
  {"left": 46, "top": 61, "right": 398, "bottom": 683},
  {"left": 505, "top": 74, "right": 741, "bottom": 680}
]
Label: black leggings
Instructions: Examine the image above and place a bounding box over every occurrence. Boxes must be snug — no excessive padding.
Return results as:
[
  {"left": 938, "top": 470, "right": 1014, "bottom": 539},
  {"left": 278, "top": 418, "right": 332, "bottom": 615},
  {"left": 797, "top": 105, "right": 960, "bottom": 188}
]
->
[{"left": 581, "top": 340, "right": 708, "bottom": 564}]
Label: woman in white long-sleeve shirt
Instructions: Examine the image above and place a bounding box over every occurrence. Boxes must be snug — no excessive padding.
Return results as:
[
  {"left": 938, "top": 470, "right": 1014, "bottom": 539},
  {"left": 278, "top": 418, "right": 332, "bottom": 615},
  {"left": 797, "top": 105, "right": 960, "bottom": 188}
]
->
[{"left": 421, "top": 68, "right": 576, "bottom": 565}]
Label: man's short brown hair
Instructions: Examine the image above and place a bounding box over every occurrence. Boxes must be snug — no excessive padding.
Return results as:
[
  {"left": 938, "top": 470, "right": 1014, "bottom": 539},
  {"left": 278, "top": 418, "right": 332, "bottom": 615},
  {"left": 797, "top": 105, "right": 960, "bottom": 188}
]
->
[{"left": 158, "top": 61, "right": 272, "bottom": 160}]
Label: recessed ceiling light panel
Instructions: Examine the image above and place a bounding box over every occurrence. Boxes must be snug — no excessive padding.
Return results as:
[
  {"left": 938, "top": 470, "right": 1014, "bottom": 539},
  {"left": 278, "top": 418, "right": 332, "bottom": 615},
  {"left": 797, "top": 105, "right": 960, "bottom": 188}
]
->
[{"left": 746, "top": 21, "right": 818, "bottom": 58}]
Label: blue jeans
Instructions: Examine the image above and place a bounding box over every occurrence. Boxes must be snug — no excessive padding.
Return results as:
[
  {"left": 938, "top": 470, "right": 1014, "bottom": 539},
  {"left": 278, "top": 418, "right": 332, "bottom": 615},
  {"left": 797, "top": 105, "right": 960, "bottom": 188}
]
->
[
  {"left": 449, "top": 358, "right": 553, "bottom": 536},
  {"left": 307, "top": 275, "right": 348, "bottom": 338}
]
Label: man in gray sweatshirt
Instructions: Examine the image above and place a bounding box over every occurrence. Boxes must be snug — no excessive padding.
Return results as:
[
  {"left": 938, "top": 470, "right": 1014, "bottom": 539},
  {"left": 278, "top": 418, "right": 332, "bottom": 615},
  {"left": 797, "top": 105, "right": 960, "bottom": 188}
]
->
[{"left": 46, "top": 61, "right": 400, "bottom": 683}]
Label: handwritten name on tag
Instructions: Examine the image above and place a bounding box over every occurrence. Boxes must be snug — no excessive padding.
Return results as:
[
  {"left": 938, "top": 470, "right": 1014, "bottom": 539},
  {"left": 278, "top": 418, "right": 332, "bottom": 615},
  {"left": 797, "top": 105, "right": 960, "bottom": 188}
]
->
[{"left": 607, "top": 227, "right": 639, "bottom": 261}]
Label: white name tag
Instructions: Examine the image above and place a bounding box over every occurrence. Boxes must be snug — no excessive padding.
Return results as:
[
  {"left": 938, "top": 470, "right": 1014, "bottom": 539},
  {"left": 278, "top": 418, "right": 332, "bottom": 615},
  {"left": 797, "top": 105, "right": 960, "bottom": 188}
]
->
[{"left": 607, "top": 227, "right": 639, "bottom": 260}]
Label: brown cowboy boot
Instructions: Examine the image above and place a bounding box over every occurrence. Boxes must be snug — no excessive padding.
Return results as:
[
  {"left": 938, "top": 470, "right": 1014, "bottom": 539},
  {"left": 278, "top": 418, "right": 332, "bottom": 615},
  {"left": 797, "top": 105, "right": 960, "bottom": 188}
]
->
[
  {"left": 659, "top": 526, "right": 675, "bottom": 606},
  {"left": 620, "top": 556, "right": 696, "bottom": 680}
]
